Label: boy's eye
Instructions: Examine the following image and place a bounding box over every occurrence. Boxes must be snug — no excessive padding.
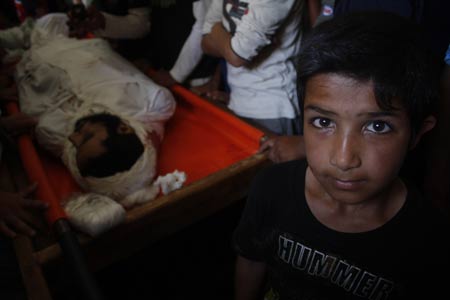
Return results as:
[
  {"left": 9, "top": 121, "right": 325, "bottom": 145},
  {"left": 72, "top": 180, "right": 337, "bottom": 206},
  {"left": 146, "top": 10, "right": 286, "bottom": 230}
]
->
[
  {"left": 311, "top": 117, "right": 333, "bottom": 129},
  {"left": 366, "top": 121, "right": 392, "bottom": 133}
]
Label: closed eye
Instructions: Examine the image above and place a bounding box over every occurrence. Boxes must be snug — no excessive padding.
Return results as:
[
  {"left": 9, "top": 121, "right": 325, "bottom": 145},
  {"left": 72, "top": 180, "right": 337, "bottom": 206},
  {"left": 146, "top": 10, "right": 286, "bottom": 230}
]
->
[
  {"left": 80, "top": 132, "right": 94, "bottom": 146},
  {"left": 74, "top": 119, "right": 87, "bottom": 132}
]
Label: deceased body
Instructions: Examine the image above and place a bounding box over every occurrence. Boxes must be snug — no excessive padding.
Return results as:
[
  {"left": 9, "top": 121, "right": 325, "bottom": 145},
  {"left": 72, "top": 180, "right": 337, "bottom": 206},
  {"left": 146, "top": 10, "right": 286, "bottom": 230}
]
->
[{"left": 1, "top": 14, "right": 178, "bottom": 236}]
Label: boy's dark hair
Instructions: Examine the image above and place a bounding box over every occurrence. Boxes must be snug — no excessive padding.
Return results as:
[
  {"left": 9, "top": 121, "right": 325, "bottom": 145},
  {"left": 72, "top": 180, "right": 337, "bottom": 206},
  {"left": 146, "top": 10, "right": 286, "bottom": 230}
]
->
[
  {"left": 75, "top": 113, "right": 144, "bottom": 178},
  {"left": 296, "top": 11, "right": 439, "bottom": 134}
]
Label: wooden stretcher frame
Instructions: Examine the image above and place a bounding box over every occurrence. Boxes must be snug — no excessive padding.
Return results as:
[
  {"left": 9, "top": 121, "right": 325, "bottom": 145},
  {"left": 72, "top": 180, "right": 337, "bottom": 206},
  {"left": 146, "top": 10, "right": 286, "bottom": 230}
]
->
[{"left": 4, "top": 84, "right": 271, "bottom": 299}]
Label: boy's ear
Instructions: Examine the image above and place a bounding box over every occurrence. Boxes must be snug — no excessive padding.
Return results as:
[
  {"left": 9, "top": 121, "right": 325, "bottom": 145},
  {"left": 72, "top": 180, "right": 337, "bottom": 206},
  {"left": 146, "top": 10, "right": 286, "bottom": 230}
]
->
[{"left": 410, "top": 115, "right": 436, "bottom": 149}]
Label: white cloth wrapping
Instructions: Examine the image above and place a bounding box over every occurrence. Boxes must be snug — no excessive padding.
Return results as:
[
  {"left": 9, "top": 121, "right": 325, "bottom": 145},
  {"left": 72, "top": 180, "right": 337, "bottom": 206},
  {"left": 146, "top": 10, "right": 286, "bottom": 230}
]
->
[
  {"left": 6, "top": 14, "right": 177, "bottom": 236},
  {"left": 0, "top": 18, "right": 35, "bottom": 63},
  {"left": 63, "top": 192, "right": 127, "bottom": 237}
]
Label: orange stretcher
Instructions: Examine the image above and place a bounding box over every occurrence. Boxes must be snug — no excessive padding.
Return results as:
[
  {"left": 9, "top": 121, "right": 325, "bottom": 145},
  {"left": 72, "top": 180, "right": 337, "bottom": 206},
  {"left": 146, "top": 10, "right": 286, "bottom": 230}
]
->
[
  {"left": 4, "top": 84, "right": 269, "bottom": 299},
  {"left": 6, "top": 84, "right": 264, "bottom": 219}
]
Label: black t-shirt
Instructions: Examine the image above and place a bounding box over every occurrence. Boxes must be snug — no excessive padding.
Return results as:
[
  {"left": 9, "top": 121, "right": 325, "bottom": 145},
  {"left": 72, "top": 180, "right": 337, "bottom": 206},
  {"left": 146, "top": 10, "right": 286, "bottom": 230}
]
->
[{"left": 234, "top": 160, "right": 450, "bottom": 300}]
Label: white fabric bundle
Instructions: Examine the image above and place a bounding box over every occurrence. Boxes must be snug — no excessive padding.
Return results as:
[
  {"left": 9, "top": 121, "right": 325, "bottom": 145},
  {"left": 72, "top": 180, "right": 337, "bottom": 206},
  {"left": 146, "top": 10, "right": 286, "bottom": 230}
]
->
[
  {"left": 63, "top": 193, "right": 127, "bottom": 237},
  {"left": 0, "top": 18, "right": 34, "bottom": 63},
  {"left": 154, "top": 170, "right": 187, "bottom": 195}
]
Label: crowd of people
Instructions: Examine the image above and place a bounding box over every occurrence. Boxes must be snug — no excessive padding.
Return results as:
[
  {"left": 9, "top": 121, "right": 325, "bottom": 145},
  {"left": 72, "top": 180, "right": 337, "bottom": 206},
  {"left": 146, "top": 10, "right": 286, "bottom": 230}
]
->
[{"left": 1, "top": 0, "right": 449, "bottom": 299}]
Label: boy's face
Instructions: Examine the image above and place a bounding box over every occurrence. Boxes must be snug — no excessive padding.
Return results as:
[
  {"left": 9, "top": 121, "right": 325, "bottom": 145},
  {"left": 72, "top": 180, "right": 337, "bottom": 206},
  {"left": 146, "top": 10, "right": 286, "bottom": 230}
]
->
[
  {"left": 68, "top": 120, "right": 108, "bottom": 171},
  {"left": 303, "top": 73, "right": 411, "bottom": 205}
]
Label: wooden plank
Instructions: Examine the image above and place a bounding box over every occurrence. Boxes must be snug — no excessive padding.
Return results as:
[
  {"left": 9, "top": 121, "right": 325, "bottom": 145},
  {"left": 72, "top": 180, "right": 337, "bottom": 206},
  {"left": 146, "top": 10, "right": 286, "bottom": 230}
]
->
[{"left": 13, "top": 236, "right": 53, "bottom": 300}]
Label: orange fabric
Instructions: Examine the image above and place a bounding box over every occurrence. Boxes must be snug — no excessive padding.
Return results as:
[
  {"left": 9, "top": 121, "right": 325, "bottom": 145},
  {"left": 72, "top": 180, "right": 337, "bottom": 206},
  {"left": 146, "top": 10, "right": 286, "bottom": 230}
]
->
[
  {"left": 161, "top": 85, "right": 263, "bottom": 184},
  {"left": 6, "top": 84, "right": 264, "bottom": 224}
]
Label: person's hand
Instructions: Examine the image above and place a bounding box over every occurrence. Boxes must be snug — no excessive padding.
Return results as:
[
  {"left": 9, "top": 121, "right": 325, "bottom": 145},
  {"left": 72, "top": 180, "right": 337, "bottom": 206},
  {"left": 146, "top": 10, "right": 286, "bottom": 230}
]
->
[
  {"left": 259, "top": 135, "right": 305, "bottom": 163},
  {"left": 211, "top": 22, "right": 229, "bottom": 46},
  {"left": 68, "top": 5, "right": 106, "bottom": 38},
  {"left": 68, "top": 21, "right": 88, "bottom": 39},
  {"left": 192, "top": 84, "right": 230, "bottom": 104},
  {"left": 85, "top": 5, "right": 106, "bottom": 32},
  {"left": 190, "top": 63, "right": 223, "bottom": 100},
  {"left": 203, "top": 90, "right": 230, "bottom": 104},
  {"left": 207, "top": 22, "right": 247, "bottom": 68},
  {"left": 0, "top": 113, "right": 37, "bottom": 136},
  {"left": 150, "top": 69, "right": 177, "bottom": 87},
  {"left": 67, "top": 3, "right": 89, "bottom": 38},
  {"left": 190, "top": 77, "right": 220, "bottom": 97},
  {"left": 0, "top": 183, "right": 48, "bottom": 238}
]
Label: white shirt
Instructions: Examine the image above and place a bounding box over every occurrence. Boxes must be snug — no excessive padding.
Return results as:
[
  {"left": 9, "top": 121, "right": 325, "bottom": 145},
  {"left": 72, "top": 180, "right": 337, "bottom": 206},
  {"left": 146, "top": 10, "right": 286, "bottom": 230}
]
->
[{"left": 203, "top": 0, "right": 303, "bottom": 119}]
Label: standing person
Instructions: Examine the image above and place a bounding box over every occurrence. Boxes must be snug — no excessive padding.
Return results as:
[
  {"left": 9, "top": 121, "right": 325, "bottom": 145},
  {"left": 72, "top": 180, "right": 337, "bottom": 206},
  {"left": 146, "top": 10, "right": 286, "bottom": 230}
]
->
[
  {"left": 233, "top": 12, "right": 449, "bottom": 300},
  {"left": 201, "top": 0, "right": 308, "bottom": 135}
]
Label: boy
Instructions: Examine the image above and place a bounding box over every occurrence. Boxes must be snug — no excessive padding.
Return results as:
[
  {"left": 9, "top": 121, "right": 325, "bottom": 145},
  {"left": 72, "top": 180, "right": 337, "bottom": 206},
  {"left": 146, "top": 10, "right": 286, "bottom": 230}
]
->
[{"left": 233, "top": 12, "right": 450, "bottom": 300}]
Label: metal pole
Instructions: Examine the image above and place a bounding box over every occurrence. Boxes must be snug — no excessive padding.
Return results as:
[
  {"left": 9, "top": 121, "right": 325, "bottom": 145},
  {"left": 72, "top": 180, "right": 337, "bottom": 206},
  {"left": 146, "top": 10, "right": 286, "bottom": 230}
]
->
[{"left": 53, "top": 220, "right": 104, "bottom": 300}]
